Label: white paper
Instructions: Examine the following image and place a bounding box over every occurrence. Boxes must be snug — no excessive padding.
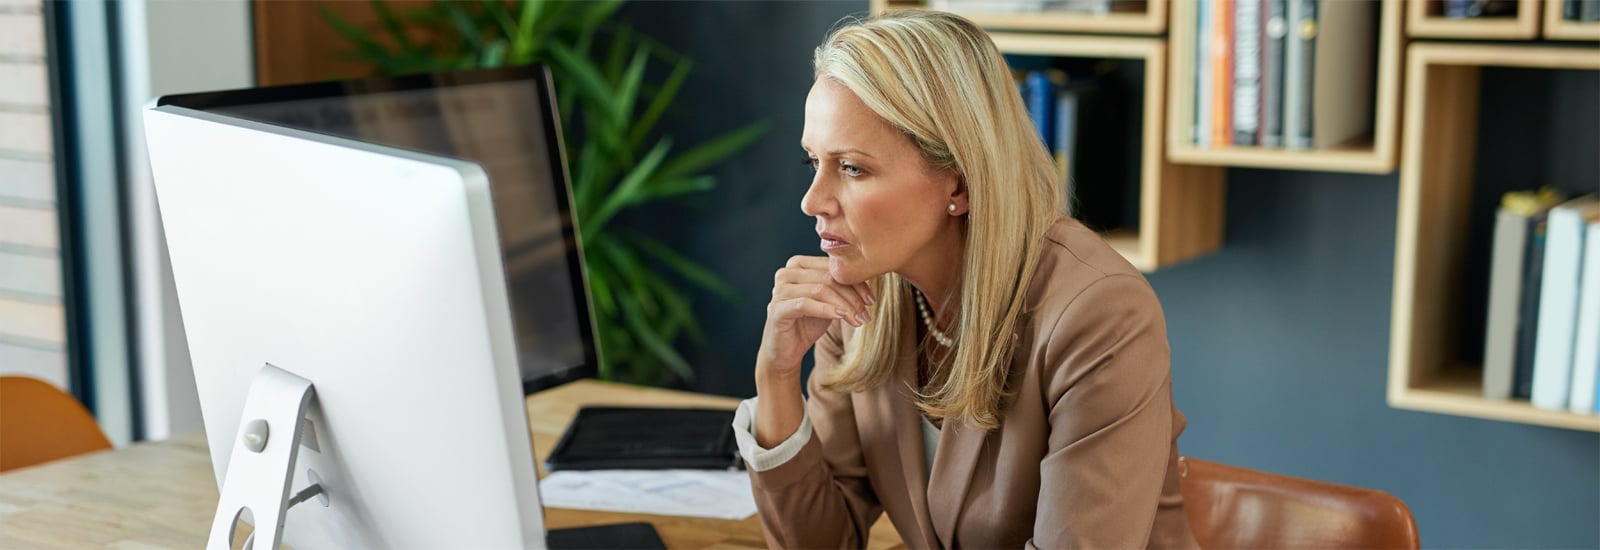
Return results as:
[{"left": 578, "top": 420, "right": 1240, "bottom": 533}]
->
[{"left": 538, "top": 469, "right": 758, "bottom": 520}]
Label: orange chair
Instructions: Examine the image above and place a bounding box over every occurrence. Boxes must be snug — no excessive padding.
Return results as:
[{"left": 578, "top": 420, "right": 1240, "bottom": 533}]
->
[
  {"left": 1179, "top": 456, "right": 1420, "bottom": 549},
  {"left": 0, "top": 375, "right": 114, "bottom": 472}
]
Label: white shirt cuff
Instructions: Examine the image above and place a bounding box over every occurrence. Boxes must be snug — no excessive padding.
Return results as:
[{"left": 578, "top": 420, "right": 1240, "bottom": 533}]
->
[{"left": 731, "top": 396, "right": 813, "bottom": 472}]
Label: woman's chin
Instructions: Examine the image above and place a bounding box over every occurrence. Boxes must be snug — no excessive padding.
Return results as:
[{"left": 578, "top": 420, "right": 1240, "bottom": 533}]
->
[{"left": 827, "top": 256, "right": 877, "bottom": 286}]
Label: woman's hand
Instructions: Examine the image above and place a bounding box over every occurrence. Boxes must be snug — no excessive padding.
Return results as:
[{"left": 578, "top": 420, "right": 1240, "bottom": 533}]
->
[{"left": 756, "top": 255, "right": 875, "bottom": 381}]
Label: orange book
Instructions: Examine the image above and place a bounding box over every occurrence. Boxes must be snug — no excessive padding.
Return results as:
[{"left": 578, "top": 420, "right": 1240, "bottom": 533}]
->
[{"left": 1210, "top": 0, "right": 1234, "bottom": 146}]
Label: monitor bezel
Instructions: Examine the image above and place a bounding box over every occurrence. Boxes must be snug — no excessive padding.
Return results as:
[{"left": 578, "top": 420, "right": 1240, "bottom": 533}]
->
[{"left": 160, "top": 65, "right": 601, "bottom": 395}]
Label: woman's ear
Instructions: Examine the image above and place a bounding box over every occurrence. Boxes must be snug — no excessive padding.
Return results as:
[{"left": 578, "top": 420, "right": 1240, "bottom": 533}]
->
[{"left": 948, "top": 178, "right": 969, "bottom": 216}]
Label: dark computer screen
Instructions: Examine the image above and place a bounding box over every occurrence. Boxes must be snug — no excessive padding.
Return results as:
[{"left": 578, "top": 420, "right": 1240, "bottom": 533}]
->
[{"left": 160, "top": 66, "right": 598, "bottom": 393}]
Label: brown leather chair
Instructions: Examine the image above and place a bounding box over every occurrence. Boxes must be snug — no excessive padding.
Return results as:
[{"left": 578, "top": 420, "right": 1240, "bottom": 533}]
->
[
  {"left": 0, "top": 375, "right": 114, "bottom": 472},
  {"left": 1178, "top": 456, "right": 1420, "bottom": 549}
]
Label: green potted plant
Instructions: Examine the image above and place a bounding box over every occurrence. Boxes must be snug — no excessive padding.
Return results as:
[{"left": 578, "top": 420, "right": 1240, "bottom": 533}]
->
[{"left": 324, "top": 0, "right": 765, "bottom": 385}]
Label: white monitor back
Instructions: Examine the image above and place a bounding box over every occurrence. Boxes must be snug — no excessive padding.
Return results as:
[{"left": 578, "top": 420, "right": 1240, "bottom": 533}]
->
[{"left": 144, "top": 105, "right": 545, "bottom": 548}]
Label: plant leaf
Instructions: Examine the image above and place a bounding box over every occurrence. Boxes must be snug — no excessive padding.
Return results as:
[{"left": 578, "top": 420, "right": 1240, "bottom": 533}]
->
[
  {"left": 641, "top": 176, "right": 715, "bottom": 202},
  {"left": 583, "top": 138, "right": 672, "bottom": 241},
  {"left": 621, "top": 230, "right": 739, "bottom": 303},
  {"left": 370, "top": 0, "right": 419, "bottom": 56},
  {"left": 611, "top": 46, "right": 650, "bottom": 129},
  {"left": 628, "top": 57, "right": 690, "bottom": 148},
  {"left": 658, "top": 121, "right": 770, "bottom": 179},
  {"left": 617, "top": 295, "right": 694, "bottom": 381}
]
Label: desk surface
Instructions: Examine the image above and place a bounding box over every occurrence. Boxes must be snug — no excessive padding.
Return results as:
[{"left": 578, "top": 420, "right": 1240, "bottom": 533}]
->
[{"left": 0, "top": 380, "right": 905, "bottom": 549}]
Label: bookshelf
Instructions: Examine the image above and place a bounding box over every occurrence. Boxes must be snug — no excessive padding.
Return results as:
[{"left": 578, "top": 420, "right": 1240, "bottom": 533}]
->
[
  {"left": 1407, "top": 0, "right": 1541, "bottom": 40},
  {"left": 1389, "top": 42, "right": 1600, "bottom": 432},
  {"left": 1544, "top": 0, "right": 1600, "bottom": 41},
  {"left": 1166, "top": 0, "right": 1404, "bottom": 174}
]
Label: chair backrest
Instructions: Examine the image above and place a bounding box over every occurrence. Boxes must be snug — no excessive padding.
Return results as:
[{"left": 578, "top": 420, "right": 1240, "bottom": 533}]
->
[
  {"left": 1178, "top": 456, "right": 1420, "bottom": 550},
  {"left": 0, "top": 375, "right": 113, "bottom": 472}
]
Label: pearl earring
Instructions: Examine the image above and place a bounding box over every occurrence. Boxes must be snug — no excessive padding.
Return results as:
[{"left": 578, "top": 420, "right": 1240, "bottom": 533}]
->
[{"left": 948, "top": 203, "right": 957, "bottom": 214}]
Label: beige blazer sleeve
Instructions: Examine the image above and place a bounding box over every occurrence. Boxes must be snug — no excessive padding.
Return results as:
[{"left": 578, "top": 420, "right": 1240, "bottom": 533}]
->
[
  {"left": 746, "top": 322, "right": 882, "bottom": 548},
  {"left": 1029, "top": 274, "right": 1178, "bottom": 548}
]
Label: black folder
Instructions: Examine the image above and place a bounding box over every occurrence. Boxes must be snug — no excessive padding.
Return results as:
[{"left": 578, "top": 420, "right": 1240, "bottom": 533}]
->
[{"left": 545, "top": 406, "right": 743, "bottom": 471}]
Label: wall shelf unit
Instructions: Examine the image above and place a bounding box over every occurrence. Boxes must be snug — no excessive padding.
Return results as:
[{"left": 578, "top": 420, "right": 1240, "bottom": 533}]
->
[
  {"left": 877, "top": 0, "right": 1168, "bottom": 34},
  {"left": 1407, "top": 0, "right": 1542, "bottom": 40},
  {"left": 1166, "top": 0, "right": 1404, "bottom": 174},
  {"left": 1543, "top": 0, "right": 1600, "bottom": 41},
  {"left": 1389, "top": 42, "right": 1600, "bottom": 432}
]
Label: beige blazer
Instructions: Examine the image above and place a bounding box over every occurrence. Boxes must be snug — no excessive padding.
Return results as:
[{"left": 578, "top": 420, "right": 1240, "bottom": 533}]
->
[{"left": 748, "top": 218, "right": 1197, "bottom": 549}]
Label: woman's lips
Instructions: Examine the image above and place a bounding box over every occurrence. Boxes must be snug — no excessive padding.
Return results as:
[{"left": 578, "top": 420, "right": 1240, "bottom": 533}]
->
[{"left": 819, "top": 231, "right": 850, "bottom": 251}]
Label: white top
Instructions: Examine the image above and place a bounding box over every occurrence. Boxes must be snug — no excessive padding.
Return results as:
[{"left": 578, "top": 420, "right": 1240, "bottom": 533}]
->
[{"left": 732, "top": 397, "right": 941, "bottom": 475}]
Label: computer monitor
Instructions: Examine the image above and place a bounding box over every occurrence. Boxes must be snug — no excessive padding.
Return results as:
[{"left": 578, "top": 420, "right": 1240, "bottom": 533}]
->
[
  {"left": 158, "top": 65, "right": 600, "bottom": 394},
  {"left": 145, "top": 104, "right": 548, "bottom": 548}
]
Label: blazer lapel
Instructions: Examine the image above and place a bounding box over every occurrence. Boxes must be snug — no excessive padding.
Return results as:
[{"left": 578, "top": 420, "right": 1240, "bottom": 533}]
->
[
  {"left": 887, "top": 304, "right": 940, "bottom": 548},
  {"left": 928, "top": 332, "right": 1020, "bottom": 547}
]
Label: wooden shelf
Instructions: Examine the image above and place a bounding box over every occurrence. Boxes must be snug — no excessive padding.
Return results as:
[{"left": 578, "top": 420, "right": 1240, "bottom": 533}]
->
[
  {"left": 873, "top": 0, "right": 1167, "bottom": 34},
  {"left": 1390, "top": 366, "right": 1600, "bottom": 431},
  {"left": 1389, "top": 42, "right": 1600, "bottom": 431},
  {"left": 1407, "top": 0, "right": 1541, "bottom": 40},
  {"left": 1165, "top": 0, "right": 1404, "bottom": 173},
  {"left": 1543, "top": 0, "right": 1600, "bottom": 41},
  {"left": 989, "top": 33, "right": 1226, "bottom": 271}
]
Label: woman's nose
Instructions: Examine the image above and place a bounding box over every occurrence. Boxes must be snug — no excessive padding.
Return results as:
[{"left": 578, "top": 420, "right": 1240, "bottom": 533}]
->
[{"left": 800, "top": 173, "right": 833, "bottom": 218}]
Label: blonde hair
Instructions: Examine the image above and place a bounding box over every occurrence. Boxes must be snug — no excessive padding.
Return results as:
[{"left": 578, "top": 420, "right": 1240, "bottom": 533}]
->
[{"left": 815, "top": 10, "right": 1061, "bottom": 430}]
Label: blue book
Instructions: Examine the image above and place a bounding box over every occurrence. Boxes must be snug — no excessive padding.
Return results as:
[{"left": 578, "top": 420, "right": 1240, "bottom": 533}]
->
[{"left": 1025, "top": 71, "right": 1058, "bottom": 151}]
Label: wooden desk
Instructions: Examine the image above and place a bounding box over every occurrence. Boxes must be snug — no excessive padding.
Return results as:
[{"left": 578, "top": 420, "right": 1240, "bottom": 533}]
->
[{"left": 0, "top": 380, "right": 905, "bottom": 549}]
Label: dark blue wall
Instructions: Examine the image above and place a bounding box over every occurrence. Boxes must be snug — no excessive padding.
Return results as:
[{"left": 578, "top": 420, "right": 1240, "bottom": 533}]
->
[{"left": 615, "top": 2, "right": 1600, "bottom": 547}]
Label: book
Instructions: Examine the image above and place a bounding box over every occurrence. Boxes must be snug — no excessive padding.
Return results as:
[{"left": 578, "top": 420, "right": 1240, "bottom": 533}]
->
[
  {"left": 1196, "top": 0, "right": 1213, "bottom": 147},
  {"left": 1211, "top": 0, "right": 1235, "bottom": 147},
  {"left": 1483, "top": 188, "right": 1565, "bottom": 400},
  {"left": 1025, "top": 70, "right": 1060, "bottom": 152},
  {"left": 1283, "top": 0, "right": 1316, "bottom": 150},
  {"left": 1053, "top": 77, "right": 1087, "bottom": 216},
  {"left": 1232, "top": 0, "right": 1262, "bottom": 146},
  {"left": 1260, "top": 0, "right": 1288, "bottom": 148},
  {"left": 1531, "top": 194, "right": 1599, "bottom": 410},
  {"left": 1569, "top": 216, "right": 1600, "bottom": 413},
  {"left": 1309, "top": 0, "right": 1375, "bottom": 149},
  {"left": 1515, "top": 208, "right": 1554, "bottom": 400}
]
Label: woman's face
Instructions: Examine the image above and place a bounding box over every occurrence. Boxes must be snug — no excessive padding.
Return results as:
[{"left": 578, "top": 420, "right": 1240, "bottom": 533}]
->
[{"left": 800, "top": 79, "right": 963, "bottom": 285}]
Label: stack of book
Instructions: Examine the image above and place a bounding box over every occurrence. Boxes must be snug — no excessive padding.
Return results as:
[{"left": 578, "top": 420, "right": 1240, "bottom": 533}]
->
[
  {"left": 1011, "top": 63, "right": 1124, "bottom": 220},
  {"left": 1191, "top": 0, "right": 1375, "bottom": 150},
  {"left": 1483, "top": 189, "right": 1600, "bottom": 415}
]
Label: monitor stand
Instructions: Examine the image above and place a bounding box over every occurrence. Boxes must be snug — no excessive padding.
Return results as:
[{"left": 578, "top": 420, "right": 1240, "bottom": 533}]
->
[
  {"left": 207, "top": 363, "right": 323, "bottom": 550},
  {"left": 204, "top": 364, "right": 668, "bottom": 550}
]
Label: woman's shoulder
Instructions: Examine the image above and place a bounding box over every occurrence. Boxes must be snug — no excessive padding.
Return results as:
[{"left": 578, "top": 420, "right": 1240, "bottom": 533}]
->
[{"left": 1022, "top": 217, "right": 1163, "bottom": 330}]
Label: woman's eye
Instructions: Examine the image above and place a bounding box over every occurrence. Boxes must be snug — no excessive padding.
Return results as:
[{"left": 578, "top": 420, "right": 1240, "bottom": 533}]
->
[
  {"left": 802, "top": 157, "right": 819, "bottom": 172},
  {"left": 841, "top": 162, "right": 863, "bottom": 177}
]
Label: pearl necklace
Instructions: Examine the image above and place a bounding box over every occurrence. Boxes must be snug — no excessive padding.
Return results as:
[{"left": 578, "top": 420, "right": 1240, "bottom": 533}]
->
[{"left": 912, "top": 288, "right": 955, "bottom": 348}]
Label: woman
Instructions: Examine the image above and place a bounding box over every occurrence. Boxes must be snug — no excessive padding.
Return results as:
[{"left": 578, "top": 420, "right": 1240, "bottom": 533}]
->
[{"left": 730, "top": 10, "right": 1197, "bottom": 549}]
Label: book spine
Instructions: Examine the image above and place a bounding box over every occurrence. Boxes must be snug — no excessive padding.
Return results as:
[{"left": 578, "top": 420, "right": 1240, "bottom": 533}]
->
[
  {"left": 1233, "top": 0, "right": 1262, "bottom": 146},
  {"left": 1211, "top": 0, "right": 1234, "bottom": 147},
  {"left": 1260, "top": 0, "right": 1287, "bottom": 147},
  {"left": 1053, "top": 80, "right": 1080, "bottom": 215},
  {"left": 1566, "top": 0, "right": 1581, "bottom": 20},
  {"left": 1484, "top": 209, "right": 1530, "bottom": 400},
  {"left": 1284, "top": 0, "right": 1316, "bottom": 150},
  {"left": 1530, "top": 202, "right": 1589, "bottom": 410},
  {"left": 1025, "top": 71, "right": 1057, "bottom": 152},
  {"left": 1513, "top": 214, "right": 1550, "bottom": 400},
  {"left": 1570, "top": 221, "right": 1600, "bottom": 412},
  {"left": 1196, "top": 0, "right": 1212, "bottom": 147}
]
